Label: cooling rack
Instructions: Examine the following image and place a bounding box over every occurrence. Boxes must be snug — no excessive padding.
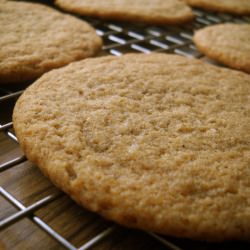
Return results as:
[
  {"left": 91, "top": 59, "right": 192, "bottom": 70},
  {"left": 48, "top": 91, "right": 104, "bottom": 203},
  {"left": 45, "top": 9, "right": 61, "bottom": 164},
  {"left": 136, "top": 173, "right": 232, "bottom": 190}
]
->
[{"left": 1, "top": 1, "right": 250, "bottom": 249}]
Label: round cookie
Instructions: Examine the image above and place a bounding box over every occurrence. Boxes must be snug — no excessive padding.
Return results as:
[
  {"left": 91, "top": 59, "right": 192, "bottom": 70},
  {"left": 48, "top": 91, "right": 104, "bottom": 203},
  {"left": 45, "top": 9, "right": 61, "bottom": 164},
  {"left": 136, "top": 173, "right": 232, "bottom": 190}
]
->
[
  {"left": 13, "top": 54, "right": 250, "bottom": 241},
  {"left": 55, "top": 0, "right": 194, "bottom": 25},
  {"left": 0, "top": 1, "right": 102, "bottom": 84},
  {"left": 184, "top": 0, "right": 250, "bottom": 15},
  {"left": 193, "top": 24, "right": 250, "bottom": 73}
]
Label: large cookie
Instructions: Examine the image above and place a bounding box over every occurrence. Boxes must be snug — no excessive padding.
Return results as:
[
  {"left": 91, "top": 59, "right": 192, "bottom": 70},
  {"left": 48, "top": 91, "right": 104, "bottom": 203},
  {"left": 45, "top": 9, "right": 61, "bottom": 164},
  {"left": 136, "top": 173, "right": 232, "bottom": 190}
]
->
[
  {"left": 55, "top": 0, "right": 194, "bottom": 25},
  {"left": 193, "top": 24, "right": 250, "bottom": 73},
  {"left": 13, "top": 54, "right": 250, "bottom": 241},
  {"left": 0, "top": 1, "right": 102, "bottom": 84},
  {"left": 184, "top": 0, "right": 250, "bottom": 15}
]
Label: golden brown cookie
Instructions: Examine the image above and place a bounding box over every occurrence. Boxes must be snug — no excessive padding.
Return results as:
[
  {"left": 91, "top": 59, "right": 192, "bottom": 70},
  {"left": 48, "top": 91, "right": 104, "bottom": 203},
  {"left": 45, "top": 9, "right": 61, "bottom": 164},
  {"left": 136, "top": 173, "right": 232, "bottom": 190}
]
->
[
  {"left": 55, "top": 0, "right": 194, "bottom": 25},
  {"left": 13, "top": 54, "right": 250, "bottom": 241},
  {"left": 184, "top": 0, "right": 250, "bottom": 15},
  {"left": 0, "top": 1, "right": 102, "bottom": 84},
  {"left": 193, "top": 24, "right": 250, "bottom": 73}
]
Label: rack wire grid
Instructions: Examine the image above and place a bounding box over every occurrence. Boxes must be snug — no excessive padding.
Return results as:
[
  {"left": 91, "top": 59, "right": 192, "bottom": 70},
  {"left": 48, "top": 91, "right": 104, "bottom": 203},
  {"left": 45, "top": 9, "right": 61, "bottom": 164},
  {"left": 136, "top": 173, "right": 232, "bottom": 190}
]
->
[{"left": 1, "top": 1, "right": 250, "bottom": 249}]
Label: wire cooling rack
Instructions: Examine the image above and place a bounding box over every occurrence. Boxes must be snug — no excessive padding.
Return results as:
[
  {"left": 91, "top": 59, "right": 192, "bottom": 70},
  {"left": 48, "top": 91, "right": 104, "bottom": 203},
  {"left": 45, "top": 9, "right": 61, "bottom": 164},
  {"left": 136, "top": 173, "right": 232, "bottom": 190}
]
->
[{"left": 1, "top": 2, "right": 250, "bottom": 249}]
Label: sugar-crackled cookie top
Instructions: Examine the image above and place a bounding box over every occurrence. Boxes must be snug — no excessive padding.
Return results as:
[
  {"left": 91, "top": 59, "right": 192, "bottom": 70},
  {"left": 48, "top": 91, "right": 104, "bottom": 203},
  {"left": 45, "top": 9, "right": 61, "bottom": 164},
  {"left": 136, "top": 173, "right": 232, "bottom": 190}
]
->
[
  {"left": 0, "top": 1, "right": 102, "bottom": 83},
  {"left": 55, "top": 0, "right": 194, "bottom": 25},
  {"left": 194, "top": 24, "right": 250, "bottom": 73},
  {"left": 185, "top": 0, "right": 250, "bottom": 15},
  {"left": 13, "top": 54, "right": 250, "bottom": 241}
]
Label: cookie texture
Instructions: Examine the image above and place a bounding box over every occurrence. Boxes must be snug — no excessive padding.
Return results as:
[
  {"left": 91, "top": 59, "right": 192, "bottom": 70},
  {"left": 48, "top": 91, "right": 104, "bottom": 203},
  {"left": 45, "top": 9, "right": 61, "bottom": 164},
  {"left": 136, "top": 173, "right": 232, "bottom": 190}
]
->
[
  {"left": 55, "top": 0, "right": 194, "bottom": 25},
  {"left": 13, "top": 54, "right": 250, "bottom": 241},
  {"left": 0, "top": 1, "right": 102, "bottom": 84},
  {"left": 184, "top": 0, "right": 250, "bottom": 15},
  {"left": 193, "top": 24, "right": 250, "bottom": 73}
]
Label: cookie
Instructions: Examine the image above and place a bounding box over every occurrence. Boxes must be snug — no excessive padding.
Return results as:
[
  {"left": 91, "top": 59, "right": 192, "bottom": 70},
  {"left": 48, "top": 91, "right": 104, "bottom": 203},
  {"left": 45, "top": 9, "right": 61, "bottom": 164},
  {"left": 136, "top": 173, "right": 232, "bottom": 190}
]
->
[
  {"left": 184, "top": 0, "right": 250, "bottom": 15},
  {"left": 193, "top": 24, "right": 250, "bottom": 73},
  {"left": 55, "top": 0, "right": 194, "bottom": 25},
  {"left": 13, "top": 53, "right": 250, "bottom": 241},
  {"left": 0, "top": 1, "right": 102, "bottom": 84}
]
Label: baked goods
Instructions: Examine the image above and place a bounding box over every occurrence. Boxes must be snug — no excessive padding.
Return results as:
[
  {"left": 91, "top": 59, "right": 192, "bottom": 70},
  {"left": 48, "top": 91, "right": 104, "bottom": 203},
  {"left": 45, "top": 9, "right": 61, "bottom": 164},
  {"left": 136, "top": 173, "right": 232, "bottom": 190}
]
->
[
  {"left": 55, "top": 0, "right": 194, "bottom": 25},
  {"left": 0, "top": 1, "right": 102, "bottom": 84},
  {"left": 193, "top": 24, "right": 250, "bottom": 73},
  {"left": 13, "top": 53, "right": 250, "bottom": 241},
  {"left": 184, "top": 0, "right": 250, "bottom": 15}
]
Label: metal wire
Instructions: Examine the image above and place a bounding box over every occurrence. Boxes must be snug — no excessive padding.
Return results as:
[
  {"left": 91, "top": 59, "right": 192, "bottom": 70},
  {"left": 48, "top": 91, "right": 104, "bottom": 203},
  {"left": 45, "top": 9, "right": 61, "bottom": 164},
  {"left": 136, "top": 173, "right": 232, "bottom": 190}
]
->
[
  {"left": 5, "top": 130, "right": 19, "bottom": 143},
  {"left": 0, "top": 155, "right": 26, "bottom": 173},
  {"left": 0, "top": 187, "right": 77, "bottom": 250},
  {"left": 0, "top": 122, "right": 13, "bottom": 131},
  {"left": 147, "top": 232, "right": 182, "bottom": 250},
  {"left": 78, "top": 226, "right": 117, "bottom": 250},
  {"left": 0, "top": 90, "right": 23, "bottom": 102},
  {"left": 0, "top": 192, "right": 62, "bottom": 230},
  {"left": 0, "top": 6, "right": 249, "bottom": 250}
]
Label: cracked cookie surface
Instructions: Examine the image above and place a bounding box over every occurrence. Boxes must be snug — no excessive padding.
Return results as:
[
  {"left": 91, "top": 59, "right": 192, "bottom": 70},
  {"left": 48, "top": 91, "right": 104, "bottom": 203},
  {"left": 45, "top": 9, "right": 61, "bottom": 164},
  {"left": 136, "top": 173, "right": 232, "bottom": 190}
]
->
[
  {"left": 184, "top": 0, "right": 250, "bottom": 15},
  {"left": 194, "top": 24, "right": 250, "bottom": 73},
  {"left": 0, "top": 1, "right": 102, "bottom": 83},
  {"left": 55, "top": 0, "right": 194, "bottom": 25},
  {"left": 13, "top": 54, "right": 250, "bottom": 241}
]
